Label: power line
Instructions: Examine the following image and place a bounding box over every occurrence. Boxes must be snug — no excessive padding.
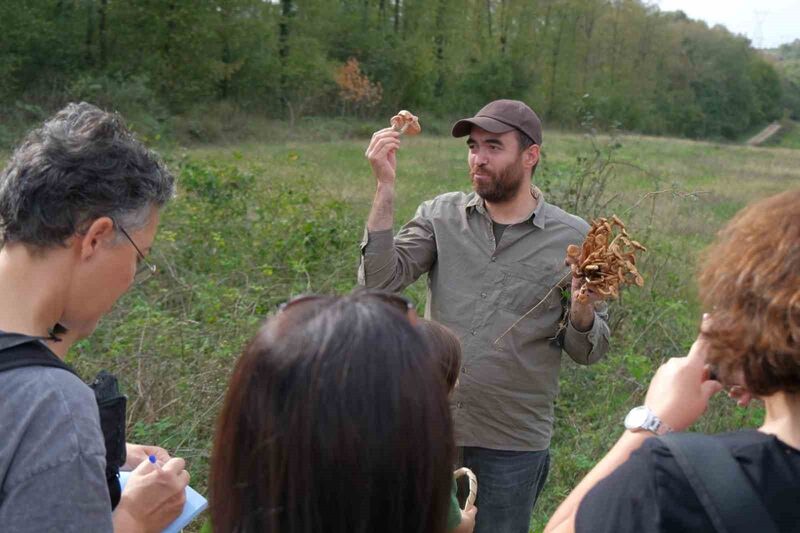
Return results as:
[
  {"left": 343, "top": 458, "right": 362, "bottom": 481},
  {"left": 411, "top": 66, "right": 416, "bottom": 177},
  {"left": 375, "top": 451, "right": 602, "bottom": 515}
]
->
[{"left": 753, "top": 10, "right": 768, "bottom": 49}]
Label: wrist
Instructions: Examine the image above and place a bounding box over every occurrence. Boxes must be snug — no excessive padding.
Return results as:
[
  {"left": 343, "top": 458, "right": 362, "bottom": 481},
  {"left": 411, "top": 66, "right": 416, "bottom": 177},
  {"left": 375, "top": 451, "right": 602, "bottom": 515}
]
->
[
  {"left": 376, "top": 181, "right": 395, "bottom": 196},
  {"left": 624, "top": 405, "right": 673, "bottom": 435},
  {"left": 122, "top": 444, "right": 139, "bottom": 471},
  {"left": 368, "top": 183, "right": 396, "bottom": 232},
  {"left": 113, "top": 502, "right": 143, "bottom": 533},
  {"left": 622, "top": 429, "right": 655, "bottom": 443},
  {"left": 570, "top": 306, "right": 594, "bottom": 332}
]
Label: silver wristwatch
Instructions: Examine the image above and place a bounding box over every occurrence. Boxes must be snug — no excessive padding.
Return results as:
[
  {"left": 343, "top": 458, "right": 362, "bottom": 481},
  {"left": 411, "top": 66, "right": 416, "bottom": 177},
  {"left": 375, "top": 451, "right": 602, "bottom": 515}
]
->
[{"left": 624, "top": 405, "right": 672, "bottom": 435}]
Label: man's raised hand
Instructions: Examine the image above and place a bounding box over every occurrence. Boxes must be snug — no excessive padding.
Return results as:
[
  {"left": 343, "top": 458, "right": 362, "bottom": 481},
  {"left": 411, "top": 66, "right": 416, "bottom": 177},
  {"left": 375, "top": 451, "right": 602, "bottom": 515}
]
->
[{"left": 365, "top": 128, "right": 401, "bottom": 187}]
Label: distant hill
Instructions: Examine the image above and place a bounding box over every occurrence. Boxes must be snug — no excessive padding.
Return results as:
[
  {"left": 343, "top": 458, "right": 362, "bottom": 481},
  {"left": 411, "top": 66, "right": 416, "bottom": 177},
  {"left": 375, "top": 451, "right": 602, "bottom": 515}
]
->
[{"left": 768, "top": 40, "right": 800, "bottom": 61}]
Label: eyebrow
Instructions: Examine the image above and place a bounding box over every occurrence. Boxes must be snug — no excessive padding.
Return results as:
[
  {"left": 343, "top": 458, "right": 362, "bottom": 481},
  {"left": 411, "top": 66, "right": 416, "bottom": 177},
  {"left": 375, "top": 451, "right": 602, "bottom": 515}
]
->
[{"left": 467, "top": 137, "right": 505, "bottom": 146}]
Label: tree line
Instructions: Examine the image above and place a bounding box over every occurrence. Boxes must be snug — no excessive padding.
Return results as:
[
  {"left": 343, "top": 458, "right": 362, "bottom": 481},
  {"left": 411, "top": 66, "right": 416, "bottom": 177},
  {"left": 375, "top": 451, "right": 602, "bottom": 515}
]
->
[
  {"left": 1, "top": 0, "right": 797, "bottom": 141},
  {"left": 764, "top": 40, "right": 800, "bottom": 120}
]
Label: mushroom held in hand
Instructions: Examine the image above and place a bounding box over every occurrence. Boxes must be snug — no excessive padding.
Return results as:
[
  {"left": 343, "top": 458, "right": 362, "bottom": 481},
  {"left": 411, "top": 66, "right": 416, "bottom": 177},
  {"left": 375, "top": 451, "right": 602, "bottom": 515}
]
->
[
  {"left": 565, "top": 215, "right": 646, "bottom": 304},
  {"left": 390, "top": 110, "right": 421, "bottom": 135}
]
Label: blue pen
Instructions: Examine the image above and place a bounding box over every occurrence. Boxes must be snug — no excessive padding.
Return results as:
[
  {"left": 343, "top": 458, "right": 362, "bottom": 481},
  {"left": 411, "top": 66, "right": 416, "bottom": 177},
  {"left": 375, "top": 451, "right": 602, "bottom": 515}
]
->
[{"left": 149, "top": 454, "right": 158, "bottom": 466}]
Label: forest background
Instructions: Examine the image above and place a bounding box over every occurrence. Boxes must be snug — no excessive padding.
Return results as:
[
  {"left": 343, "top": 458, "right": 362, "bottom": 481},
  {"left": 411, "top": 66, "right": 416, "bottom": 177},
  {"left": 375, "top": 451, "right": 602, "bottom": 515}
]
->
[
  {"left": 2, "top": 0, "right": 800, "bottom": 143},
  {"left": 2, "top": 2, "right": 800, "bottom": 533}
]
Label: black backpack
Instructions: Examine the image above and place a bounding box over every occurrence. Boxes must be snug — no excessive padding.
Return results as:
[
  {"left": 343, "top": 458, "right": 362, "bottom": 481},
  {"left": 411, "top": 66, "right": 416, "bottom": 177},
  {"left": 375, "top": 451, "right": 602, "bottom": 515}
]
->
[{"left": 0, "top": 333, "right": 127, "bottom": 510}]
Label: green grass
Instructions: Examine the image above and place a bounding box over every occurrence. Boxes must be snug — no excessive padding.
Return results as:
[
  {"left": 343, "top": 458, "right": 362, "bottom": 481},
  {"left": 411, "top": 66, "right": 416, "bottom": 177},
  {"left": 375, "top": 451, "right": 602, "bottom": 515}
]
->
[{"left": 57, "top": 126, "right": 800, "bottom": 532}]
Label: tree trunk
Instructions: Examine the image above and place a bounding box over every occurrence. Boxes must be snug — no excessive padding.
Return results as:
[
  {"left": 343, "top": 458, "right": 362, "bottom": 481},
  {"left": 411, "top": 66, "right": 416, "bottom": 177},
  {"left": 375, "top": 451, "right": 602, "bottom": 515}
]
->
[
  {"left": 279, "top": 0, "right": 292, "bottom": 61},
  {"left": 163, "top": 2, "right": 176, "bottom": 56},
  {"left": 499, "top": 0, "right": 509, "bottom": 55},
  {"left": 547, "top": 8, "right": 566, "bottom": 121},
  {"left": 485, "top": 0, "right": 493, "bottom": 39},
  {"left": 434, "top": 0, "right": 446, "bottom": 97},
  {"left": 98, "top": 0, "right": 108, "bottom": 68},
  {"left": 220, "top": 40, "right": 231, "bottom": 100},
  {"left": 580, "top": 3, "right": 598, "bottom": 92},
  {"left": 279, "top": 0, "right": 294, "bottom": 106},
  {"left": 85, "top": 0, "right": 94, "bottom": 66},
  {"left": 609, "top": 1, "right": 621, "bottom": 87}
]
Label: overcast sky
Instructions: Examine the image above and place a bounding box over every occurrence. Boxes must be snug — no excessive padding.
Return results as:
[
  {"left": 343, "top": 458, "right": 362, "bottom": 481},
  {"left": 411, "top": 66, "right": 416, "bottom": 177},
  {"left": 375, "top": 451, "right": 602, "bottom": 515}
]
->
[{"left": 654, "top": 0, "right": 800, "bottom": 48}]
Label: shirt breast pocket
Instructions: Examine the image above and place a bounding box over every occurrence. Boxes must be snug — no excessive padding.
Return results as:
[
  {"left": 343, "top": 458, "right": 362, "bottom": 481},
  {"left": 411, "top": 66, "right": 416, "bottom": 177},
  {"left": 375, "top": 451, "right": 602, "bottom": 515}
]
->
[{"left": 499, "top": 263, "right": 565, "bottom": 318}]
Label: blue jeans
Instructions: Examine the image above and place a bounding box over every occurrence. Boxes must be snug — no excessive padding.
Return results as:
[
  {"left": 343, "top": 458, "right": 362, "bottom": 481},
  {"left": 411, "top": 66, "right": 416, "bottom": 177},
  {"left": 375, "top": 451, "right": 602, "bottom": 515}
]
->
[{"left": 457, "top": 447, "right": 550, "bottom": 533}]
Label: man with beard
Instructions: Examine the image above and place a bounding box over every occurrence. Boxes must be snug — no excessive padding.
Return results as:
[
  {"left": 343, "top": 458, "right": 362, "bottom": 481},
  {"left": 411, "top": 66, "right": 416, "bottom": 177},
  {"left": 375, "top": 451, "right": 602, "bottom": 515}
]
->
[{"left": 358, "top": 100, "right": 610, "bottom": 533}]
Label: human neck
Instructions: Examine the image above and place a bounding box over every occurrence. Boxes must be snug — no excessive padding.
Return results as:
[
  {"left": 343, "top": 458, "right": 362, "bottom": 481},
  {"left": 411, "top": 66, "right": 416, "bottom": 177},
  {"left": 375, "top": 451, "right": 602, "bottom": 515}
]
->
[
  {"left": 484, "top": 183, "right": 538, "bottom": 224},
  {"left": 47, "top": 329, "right": 78, "bottom": 358},
  {"left": 0, "top": 244, "right": 71, "bottom": 338},
  {"left": 760, "top": 392, "right": 800, "bottom": 450}
]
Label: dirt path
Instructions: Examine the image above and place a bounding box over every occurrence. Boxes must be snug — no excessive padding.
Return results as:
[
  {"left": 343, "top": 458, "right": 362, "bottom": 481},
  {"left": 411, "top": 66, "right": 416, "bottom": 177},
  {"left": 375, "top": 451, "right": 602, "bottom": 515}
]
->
[{"left": 747, "top": 122, "right": 782, "bottom": 146}]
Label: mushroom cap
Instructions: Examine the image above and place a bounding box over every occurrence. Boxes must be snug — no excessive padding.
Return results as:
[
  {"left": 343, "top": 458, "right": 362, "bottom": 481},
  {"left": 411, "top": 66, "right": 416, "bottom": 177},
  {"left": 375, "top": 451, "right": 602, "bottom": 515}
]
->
[{"left": 390, "top": 110, "right": 421, "bottom": 135}]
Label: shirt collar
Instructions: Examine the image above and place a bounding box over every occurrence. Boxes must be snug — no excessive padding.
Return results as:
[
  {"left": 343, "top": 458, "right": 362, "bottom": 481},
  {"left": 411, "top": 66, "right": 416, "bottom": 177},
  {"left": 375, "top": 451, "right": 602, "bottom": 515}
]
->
[
  {"left": 530, "top": 186, "right": 547, "bottom": 229},
  {"left": 465, "top": 193, "right": 483, "bottom": 212},
  {"left": 465, "top": 186, "right": 548, "bottom": 229}
]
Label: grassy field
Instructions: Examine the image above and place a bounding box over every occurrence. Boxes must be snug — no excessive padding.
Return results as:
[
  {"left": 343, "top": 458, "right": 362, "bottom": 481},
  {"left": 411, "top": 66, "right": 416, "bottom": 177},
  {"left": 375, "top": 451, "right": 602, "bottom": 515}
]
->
[{"left": 56, "top": 127, "right": 800, "bottom": 532}]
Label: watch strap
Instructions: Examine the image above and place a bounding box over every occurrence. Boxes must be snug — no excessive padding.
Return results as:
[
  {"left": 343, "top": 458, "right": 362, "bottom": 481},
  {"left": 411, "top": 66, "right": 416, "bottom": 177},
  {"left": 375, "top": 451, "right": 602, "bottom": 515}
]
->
[
  {"left": 646, "top": 414, "right": 673, "bottom": 436},
  {"left": 626, "top": 405, "right": 673, "bottom": 435}
]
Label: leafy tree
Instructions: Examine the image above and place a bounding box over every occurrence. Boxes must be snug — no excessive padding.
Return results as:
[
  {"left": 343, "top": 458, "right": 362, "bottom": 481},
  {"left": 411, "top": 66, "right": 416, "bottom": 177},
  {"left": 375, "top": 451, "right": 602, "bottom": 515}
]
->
[{"left": 0, "top": 0, "right": 791, "bottom": 140}]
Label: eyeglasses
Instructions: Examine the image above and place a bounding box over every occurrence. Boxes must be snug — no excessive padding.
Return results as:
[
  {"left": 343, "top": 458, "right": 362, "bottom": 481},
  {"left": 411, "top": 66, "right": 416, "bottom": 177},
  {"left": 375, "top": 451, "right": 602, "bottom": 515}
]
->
[
  {"left": 115, "top": 223, "right": 157, "bottom": 284},
  {"left": 279, "top": 290, "right": 417, "bottom": 324}
]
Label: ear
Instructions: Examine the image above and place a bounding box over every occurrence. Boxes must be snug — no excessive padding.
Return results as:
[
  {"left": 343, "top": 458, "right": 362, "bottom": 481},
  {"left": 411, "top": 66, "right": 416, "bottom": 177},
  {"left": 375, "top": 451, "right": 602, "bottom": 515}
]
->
[
  {"left": 78, "top": 217, "right": 116, "bottom": 261},
  {"left": 523, "top": 144, "right": 540, "bottom": 170}
]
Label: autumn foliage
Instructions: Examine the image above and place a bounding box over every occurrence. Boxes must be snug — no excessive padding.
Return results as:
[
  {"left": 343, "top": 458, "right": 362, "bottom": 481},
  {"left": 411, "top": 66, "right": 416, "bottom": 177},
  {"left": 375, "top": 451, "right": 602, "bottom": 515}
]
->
[{"left": 335, "top": 58, "right": 382, "bottom": 114}]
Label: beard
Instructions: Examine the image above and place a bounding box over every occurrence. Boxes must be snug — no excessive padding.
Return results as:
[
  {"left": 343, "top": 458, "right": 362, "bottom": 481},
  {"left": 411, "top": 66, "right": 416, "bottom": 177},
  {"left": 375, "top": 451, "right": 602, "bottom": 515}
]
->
[{"left": 470, "top": 156, "right": 527, "bottom": 204}]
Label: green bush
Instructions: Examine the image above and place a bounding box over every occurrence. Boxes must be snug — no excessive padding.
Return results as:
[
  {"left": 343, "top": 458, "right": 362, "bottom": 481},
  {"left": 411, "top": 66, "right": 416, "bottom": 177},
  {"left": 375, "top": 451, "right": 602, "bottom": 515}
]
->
[{"left": 65, "top": 73, "right": 169, "bottom": 141}]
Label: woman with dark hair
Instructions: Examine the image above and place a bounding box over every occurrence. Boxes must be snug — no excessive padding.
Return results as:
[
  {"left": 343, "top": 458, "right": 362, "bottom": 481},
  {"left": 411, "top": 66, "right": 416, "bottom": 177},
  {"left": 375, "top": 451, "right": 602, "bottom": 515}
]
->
[
  {"left": 208, "top": 292, "right": 454, "bottom": 533},
  {"left": 545, "top": 188, "right": 800, "bottom": 533}
]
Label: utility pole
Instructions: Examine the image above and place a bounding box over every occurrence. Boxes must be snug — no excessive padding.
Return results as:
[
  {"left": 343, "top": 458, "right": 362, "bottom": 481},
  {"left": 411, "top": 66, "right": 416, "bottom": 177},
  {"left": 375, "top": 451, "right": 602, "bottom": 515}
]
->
[{"left": 753, "top": 10, "right": 768, "bottom": 49}]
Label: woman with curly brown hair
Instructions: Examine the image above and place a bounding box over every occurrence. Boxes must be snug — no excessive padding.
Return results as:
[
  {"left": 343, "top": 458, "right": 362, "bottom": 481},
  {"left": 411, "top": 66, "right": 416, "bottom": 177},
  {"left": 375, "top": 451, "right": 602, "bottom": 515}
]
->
[{"left": 544, "top": 189, "right": 800, "bottom": 533}]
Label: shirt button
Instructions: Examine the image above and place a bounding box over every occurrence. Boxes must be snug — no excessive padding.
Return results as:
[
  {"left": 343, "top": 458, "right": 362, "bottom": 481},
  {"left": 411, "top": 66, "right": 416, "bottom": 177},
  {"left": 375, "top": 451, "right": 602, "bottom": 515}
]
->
[
  {"left": 462, "top": 366, "right": 467, "bottom": 374},
  {"left": 471, "top": 329, "right": 477, "bottom": 336},
  {"left": 481, "top": 292, "right": 487, "bottom": 299},
  {"left": 457, "top": 402, "right": 463, "bottom": 408},
  {"left": 490, "top": 256, "right": 497, "bottom": 262}
]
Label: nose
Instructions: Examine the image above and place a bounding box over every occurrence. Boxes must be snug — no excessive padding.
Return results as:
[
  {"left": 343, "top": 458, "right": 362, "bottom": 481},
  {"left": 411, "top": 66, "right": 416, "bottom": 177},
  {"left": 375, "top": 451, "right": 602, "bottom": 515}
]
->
[{"left": 470, "top": 150, "right": 488, "bottom": 167}]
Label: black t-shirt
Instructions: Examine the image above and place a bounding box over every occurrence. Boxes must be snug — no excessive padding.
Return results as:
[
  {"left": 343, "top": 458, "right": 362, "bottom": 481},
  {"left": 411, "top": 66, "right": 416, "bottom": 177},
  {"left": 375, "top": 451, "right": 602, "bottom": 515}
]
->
[
  {"left": 490, "top": 213, "right": 536, "bottom": 245},
  {"left": 576, "top": 430, "right": 800, "bottom": 533},
  {"left": 492, "top": 221, "right": 509, "bottom": 245}
]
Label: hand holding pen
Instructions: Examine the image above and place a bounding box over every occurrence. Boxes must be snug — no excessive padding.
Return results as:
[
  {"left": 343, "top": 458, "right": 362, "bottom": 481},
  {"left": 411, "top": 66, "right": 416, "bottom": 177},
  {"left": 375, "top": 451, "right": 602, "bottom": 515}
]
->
[{"left": 114, "top": 454, "right": 190, "bottom": 533}]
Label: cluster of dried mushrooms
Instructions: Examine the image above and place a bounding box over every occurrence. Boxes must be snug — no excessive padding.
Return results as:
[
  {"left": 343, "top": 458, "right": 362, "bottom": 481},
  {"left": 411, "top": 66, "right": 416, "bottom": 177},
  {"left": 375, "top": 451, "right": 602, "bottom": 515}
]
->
[{"left": 565, "top": 215, "right": 646, "bottom": 303}]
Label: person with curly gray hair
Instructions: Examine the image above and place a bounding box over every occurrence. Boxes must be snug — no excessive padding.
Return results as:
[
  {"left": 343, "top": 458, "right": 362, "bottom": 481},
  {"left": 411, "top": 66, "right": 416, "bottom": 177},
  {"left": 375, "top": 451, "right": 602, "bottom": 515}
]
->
[{"left": 0, "top": 102, "right": 188, "bottom": 532}]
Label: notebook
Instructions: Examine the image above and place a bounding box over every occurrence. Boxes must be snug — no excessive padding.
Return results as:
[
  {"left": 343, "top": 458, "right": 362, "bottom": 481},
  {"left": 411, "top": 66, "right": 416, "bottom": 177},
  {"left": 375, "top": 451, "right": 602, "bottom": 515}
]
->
[{"left": 119, "top": 471, "right": 208, "bottom": 533}]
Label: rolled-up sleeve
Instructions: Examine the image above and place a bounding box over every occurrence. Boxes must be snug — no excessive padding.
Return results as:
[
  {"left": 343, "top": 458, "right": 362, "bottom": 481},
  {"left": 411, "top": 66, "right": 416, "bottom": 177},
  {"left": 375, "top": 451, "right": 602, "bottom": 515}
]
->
[
  {"left": 358, "top": 203, "right": 437, "bottom": 292},
  {"left": 563, "top": 302, "right": 610, "bottom": 365}
]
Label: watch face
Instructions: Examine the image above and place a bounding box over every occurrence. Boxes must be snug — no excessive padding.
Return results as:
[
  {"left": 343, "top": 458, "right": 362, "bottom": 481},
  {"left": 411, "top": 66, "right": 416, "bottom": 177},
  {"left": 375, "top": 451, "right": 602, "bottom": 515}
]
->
[{"left": 624, "top": 406, "right": 649, "bottom": 429}]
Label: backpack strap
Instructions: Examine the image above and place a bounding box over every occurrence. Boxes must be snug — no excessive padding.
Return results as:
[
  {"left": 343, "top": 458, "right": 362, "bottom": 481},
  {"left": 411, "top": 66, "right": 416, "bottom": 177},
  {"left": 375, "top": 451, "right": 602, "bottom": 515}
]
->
[
  {"left": 0, "top": 333, "right": 77, "bottom": 376},
  {"left": 0, "top": 332, "right": 125, "bottom": 509},
  {"left": 659, "top": 432, "right": 779, "bottom": 533}
]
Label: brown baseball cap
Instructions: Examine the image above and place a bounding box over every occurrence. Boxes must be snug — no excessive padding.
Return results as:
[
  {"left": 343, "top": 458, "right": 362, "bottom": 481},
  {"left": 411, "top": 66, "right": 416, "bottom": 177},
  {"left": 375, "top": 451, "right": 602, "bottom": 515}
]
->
[{"left": 451, "top": 99, "right": 542, "bottom": 145}]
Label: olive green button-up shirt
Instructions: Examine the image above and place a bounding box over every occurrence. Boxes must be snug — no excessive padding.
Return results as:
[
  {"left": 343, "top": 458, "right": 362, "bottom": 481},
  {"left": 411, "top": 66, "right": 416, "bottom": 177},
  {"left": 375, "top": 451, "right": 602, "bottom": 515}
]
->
[{"left": 358, "top": 188, "right": 610, "bottom": 451}]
